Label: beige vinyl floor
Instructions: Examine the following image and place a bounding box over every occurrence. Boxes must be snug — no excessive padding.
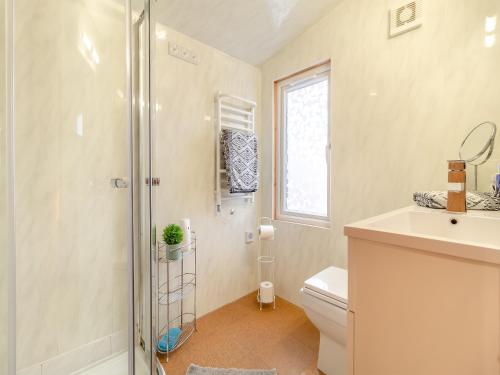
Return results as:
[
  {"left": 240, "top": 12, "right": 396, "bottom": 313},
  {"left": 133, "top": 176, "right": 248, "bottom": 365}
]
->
[{"left": 159, "top": 293, "right": 324, "bottom": 375}]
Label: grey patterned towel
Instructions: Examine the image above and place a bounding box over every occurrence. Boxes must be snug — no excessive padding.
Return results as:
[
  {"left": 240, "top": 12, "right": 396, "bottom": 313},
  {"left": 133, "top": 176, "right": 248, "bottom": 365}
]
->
[
  {"left": 413, "top": 191, "right": 500, "bottom": 211},
  {"left": 221, "top": 129, "right": 258, "bottom": 193},
  {"left": 186, "top": 365, "right": 277, "bottom": 375}
]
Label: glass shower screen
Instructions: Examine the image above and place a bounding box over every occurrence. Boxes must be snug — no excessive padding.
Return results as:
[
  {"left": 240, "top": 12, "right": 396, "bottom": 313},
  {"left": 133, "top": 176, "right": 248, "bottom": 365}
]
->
[{"left": 10, "top": 1, "right": 153, "bottom": 374}]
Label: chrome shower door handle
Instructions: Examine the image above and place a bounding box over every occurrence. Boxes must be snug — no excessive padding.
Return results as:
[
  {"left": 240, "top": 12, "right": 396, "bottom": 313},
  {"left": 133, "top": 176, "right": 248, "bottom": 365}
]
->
[{"left": 110, "top": 177, "right": 129, "bottom": 189}]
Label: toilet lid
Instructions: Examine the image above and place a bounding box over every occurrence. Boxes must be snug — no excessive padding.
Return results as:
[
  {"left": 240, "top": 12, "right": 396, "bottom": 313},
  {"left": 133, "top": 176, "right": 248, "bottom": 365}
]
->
[{"left": 304, "top": 266, "right": 348, "bottom": 305}]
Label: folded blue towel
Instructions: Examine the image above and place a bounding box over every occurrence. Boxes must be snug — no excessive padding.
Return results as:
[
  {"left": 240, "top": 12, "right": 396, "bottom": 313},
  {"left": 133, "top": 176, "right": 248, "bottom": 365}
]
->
[{"left": 157, "top": 327, "right": 182, "bottom": 352}]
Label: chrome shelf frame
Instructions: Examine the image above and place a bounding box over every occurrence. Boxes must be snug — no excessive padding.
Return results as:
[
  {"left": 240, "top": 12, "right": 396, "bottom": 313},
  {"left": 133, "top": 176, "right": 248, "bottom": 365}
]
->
[
  {"left": 156, "top": 314, "right": 196, "bottom": 355},
  {"left": 158, "top": 273, "right": 196, "bottom": 305},
  {"left": 157, "top": 235, "right": 196, "bottom": 263},
  {"left": 155, "top": 231, "right": 197, "bottom": 362}
]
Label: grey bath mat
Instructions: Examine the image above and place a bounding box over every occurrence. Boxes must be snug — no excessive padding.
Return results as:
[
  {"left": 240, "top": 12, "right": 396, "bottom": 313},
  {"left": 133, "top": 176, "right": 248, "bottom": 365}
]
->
[{"left": 186, "top": 365, "right": 277, "bottom": 375}]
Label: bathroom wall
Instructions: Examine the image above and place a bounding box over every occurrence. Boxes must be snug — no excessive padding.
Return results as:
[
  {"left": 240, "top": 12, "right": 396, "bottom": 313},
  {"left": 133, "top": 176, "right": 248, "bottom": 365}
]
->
[
  {"left": 14, "top": 1, "right": 130, "bottom": 373},
  {"left": 260, "top": 0, "right": 500, "bottom": 305},
  {"left": 153, "top": 25, "right": 261, "bottom": 317}
]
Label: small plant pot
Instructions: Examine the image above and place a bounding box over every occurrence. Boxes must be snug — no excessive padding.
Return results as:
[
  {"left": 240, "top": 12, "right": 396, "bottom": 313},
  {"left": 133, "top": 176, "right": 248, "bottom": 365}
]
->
[{"left": 167, "top": 244, "right": 181, "bottom": 261}]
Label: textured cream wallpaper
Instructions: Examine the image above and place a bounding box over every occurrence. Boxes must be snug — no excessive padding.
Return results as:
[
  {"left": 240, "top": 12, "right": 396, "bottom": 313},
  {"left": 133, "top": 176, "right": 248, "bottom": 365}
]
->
[
  {"left": 260, "top": 0, "right": 500, "bottom": 305},
  {"left": 153, "top": 25, "right": 262, "bottom": 318}
]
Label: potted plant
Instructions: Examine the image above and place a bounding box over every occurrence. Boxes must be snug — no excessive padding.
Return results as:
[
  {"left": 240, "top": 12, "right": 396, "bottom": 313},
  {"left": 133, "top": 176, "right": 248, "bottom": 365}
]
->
[{"left": 163, "top": 224, "right": 184, "bottom": 261}]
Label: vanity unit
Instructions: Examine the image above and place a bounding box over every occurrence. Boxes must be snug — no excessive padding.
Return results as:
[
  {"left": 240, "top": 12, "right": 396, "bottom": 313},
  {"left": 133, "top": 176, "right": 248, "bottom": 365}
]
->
[{"left": 345, "top": 206, "right": 500, "bottom": 375}]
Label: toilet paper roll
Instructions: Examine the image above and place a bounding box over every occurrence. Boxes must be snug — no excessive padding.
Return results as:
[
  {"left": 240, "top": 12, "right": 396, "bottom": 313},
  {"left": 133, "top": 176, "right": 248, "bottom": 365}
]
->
[
  {"left": 258, "top": 225, "right": 275, "bottom": 240},
  {"left": 259, "top": 281, "right": 274, "bottom": 304},
  {"left": 180, "top": 218, "right": 191, "bottom": 248}
]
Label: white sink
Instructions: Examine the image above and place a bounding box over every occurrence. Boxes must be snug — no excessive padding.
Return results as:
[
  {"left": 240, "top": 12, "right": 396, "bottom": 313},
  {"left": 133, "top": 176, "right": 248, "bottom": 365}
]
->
[{"left": 344, "top": 205, "right": 500, "bottom": 264}]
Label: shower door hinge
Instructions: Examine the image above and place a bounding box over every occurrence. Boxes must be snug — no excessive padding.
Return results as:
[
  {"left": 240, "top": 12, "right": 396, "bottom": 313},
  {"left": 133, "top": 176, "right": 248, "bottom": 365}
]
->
[{"left": 145, "top": 177, "right": 160, "bottom": 186}]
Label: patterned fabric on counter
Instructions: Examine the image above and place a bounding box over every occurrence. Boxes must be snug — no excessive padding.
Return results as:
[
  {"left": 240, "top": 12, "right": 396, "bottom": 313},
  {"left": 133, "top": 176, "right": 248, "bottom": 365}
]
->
[
  {"left": 413, "top": 191, "right": 500, "bottom": 211},
  {"left": 221, "top": 129, "right": 259, "bottom": 193}
]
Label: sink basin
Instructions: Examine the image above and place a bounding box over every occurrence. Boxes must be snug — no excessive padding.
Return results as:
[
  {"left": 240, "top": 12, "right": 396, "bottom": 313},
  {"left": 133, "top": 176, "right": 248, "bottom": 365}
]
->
[{"left": 344, "top": 205, "right": 500, "bottom": 264}]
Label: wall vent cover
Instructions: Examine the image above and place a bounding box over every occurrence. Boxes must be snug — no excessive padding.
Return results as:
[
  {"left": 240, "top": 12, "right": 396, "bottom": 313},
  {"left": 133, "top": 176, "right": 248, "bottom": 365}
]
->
[{"left": 389, "top": 0, "right": 423, "bottom": 37}]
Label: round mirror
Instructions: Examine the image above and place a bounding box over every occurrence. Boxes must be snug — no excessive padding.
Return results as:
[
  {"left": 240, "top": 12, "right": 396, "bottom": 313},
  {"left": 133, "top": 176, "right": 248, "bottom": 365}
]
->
[
  {"left": 459, "top": 121, "right": 497, "bottom": 191},
  {"left": 459, "top": 121, "right": 497, "bottom": 165}
]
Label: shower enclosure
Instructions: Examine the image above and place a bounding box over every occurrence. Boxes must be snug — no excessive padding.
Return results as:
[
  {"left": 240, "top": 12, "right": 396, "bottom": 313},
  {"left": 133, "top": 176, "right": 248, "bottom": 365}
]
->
[{"left": 1, "top": 0, "right": 161, "bottom": 374}]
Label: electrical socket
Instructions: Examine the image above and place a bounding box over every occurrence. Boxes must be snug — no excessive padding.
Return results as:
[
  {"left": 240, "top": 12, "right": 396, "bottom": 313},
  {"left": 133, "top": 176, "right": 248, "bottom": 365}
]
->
[
  {"left": 245, "top": 231, "right": 255, "bottom": 244},
  {"left": 168, "top": 42, "right": 199, "bottom": 65}
]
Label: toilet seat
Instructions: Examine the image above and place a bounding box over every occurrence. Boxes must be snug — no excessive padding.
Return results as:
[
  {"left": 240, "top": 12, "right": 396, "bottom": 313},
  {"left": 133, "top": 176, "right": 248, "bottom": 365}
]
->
[
  {"left": 303, "top": 286, "right": 347, "bottom": 310},
  {"left": 304, "top": 266, "right": 348, "bottom": 306}
]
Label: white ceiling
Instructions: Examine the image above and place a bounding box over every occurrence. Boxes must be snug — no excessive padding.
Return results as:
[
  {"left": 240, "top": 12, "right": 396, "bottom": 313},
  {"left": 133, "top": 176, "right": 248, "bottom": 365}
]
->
[{"left": 151, "top": 0, "right": 341, "bottom": 66}]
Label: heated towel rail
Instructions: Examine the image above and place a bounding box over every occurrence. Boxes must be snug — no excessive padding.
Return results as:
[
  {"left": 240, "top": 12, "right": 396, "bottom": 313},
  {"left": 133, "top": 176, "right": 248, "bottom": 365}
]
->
[{"left": 215, "top": 92, "right": 256, "bottom": 213}]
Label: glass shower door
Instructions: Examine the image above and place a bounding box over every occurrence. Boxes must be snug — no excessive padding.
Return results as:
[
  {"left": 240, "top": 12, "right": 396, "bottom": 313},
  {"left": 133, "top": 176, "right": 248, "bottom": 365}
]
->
[
  {"left": 131, "top": 1, "right": 164, "bottom": 372},
  {"left": 13, "top": 1, "right": 138, "bottom": 374},
  {"left": 132, "top": 3, "right": 155, "bottom": 374}
]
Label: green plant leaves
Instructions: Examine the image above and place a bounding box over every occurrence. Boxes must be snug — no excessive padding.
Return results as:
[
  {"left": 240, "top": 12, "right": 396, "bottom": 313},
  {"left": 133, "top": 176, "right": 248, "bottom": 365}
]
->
[{"left": 162, "top": 224, "right": 184, "bottom": 245}]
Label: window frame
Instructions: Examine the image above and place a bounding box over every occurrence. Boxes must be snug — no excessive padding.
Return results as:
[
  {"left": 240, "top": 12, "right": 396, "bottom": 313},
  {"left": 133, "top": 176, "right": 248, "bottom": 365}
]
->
[{"left": 274, "top": 63, "right": 332, "bottom": 227}]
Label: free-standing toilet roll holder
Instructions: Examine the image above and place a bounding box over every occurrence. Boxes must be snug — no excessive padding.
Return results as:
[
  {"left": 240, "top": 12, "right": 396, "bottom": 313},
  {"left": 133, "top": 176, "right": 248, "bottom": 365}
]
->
[{"left": 257, "top": 217, "right": 276, "bottom": 310}]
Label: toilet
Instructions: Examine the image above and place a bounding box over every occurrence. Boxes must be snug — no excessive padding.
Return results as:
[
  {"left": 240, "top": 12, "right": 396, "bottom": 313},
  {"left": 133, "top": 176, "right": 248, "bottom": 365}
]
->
[{"left": 300, "top": 266, "right": 348, "bottom": 375}]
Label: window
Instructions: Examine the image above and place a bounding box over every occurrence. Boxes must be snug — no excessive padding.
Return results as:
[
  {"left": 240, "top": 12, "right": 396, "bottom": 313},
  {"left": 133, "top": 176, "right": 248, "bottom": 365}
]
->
[{"left": 274, "top": 63, "right": 331, "bottom": 226}]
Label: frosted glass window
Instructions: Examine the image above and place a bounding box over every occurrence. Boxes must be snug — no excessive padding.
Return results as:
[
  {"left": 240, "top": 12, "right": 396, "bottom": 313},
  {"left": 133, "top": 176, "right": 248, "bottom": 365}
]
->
[{"left": 277, "top": 67, "right": 330, "bottom": 223}]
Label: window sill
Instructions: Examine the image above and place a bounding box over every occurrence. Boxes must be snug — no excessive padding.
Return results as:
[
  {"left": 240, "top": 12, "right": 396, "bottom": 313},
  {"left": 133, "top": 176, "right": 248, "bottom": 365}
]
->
[{"left": 274, "top": 215, "right": 331, "bottom": 230}]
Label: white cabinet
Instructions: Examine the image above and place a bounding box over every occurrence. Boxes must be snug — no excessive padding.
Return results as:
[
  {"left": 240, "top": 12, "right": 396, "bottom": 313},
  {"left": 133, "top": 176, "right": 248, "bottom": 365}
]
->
[{"left": 345, "top": 207, "right": 500, "bottom": 375}]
